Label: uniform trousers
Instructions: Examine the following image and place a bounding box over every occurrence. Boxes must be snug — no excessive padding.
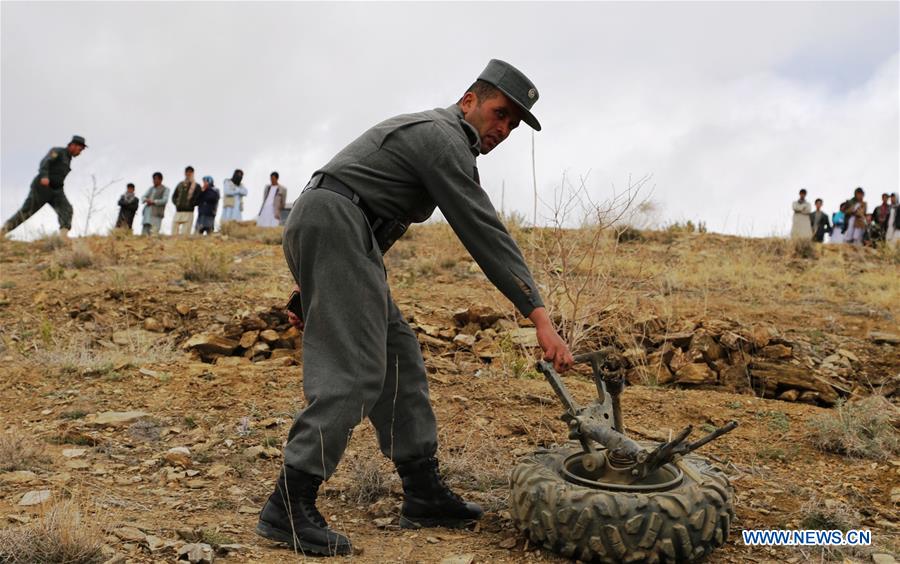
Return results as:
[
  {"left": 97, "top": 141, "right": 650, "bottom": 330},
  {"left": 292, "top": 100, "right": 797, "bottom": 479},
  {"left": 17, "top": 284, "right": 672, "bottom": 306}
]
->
[
  {"left": 3, "top": 183, "right": 73, "bottom": 232},
  {"left": 281, "top": 189, "right": 437, "bottom": 479}
]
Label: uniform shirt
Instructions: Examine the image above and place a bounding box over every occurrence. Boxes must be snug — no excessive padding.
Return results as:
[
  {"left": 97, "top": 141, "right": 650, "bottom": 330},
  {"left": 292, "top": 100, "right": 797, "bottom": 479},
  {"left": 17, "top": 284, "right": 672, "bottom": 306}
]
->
[
  {"left": 35, "top": 147, "right": 72, "bottom": 189},
  {"left": 319, "top": 104, "right": 543, "bottom": 317}
]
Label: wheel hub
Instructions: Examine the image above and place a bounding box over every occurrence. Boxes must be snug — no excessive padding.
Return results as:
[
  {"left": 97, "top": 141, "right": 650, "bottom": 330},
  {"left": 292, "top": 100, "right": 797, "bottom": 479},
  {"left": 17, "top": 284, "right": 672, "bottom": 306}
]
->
[{"left": 562, "top": 452, "right": 684, "bottom": 492}]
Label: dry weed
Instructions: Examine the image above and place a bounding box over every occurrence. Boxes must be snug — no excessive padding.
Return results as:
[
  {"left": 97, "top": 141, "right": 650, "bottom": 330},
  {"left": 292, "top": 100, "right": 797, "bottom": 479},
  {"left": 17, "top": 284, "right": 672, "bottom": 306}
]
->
[
  {"left": 220, "top": 221, "right": 283, "bottom": 244},
  {"left": 342, "top": 454, "right": 391, "bottom": 505},
  {"left": 37, "top": 233, "right": 66, "bottom": 252},
  {"left": 0, "top": 501, "right": 104, "bottom": 564},
  {"left": 60, "top": 244, "right": 96, "bottom": 269},
  {"left": 0, "top": 430, "right": 49, "bottom": 471},
  {"left": 182, "top": 251, "right": 231, "bottom": 282},
  {"left": 808, "top": 395, "right": 900, "bottom": 460},
  {"left": 33, "top": 333, "right": 178, "bottom": 376},
  {"left": 438, "top": 433, "right": 510, "bottom": 511}
]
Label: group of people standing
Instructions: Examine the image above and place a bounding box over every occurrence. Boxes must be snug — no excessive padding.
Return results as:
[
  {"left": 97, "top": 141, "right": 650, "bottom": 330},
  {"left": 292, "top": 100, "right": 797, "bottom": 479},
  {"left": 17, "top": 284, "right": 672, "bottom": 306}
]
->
[
  {"left": 791, "top": 187, "right": 899, "bottom": 246},
  {"left": 114, "top": 167, "right": 290, "bottom": 236}
]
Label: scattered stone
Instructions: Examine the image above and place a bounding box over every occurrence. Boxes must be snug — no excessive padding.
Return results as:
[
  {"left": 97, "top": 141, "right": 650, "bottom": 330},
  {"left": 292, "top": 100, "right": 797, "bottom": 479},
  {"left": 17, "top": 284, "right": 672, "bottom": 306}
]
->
[
  {"left": 243, "top": 445, "right": 281, "bottom": 460},
  {"left": 142, "top": 317, "right": 163, "bottom": 332},
  {"left": 872, "top": 554, "right": 897, "bottom": 564},
  {"left": 101, "top": 554, "right": 126, "bottom": 564},
  {"left": 259, "top": 329, "right": 280, "bottom": 344},
  {"left": 869, "top": 332, "right": 900, "bottom": 346},
  {"left": 143, "top": 535, "right": 167, "bottom": 552},
  {"left": 498, "top": 537, "right": 518, "bottom": 549},
  {"left": 237, "top": 505, "right": 257, "bottom": 514},
  {"left": 674, "top": 363, "right": 717, "bottom": 385},
  {"left": 452, "top": 333, "right": 476, "bottom": 348},
  {"left": 890, "top": 487, "right": 900, "bottom": 505},
  {"left": 239, "top": 331, "right": 259, "bottom": 349},
  {"left": 18, "top": 490, "right": 51, "bottom": 506},
  {"left": 114, "top": 526, "right": 147, "bottom": 542},
  {"left": 184, "top": 334, "right": 238, "bottom": 356},
  {"left": 92, "top": 411, "right": 149, "bottom": 427},
  {"left": 778, "top": 389, "right": 800, "bottom": 402},
  {"left": 216, "top": 544, "right": 245, "bottom": 555},
  {"left": 453, "top": 306, "right": 501, "bottom": 328},
  {"left": 509, "top": 327, "right": 538, "bottom": 347},
  {"left": 6, "top": 514, "right": 31, "bottom": 524},
  {"left": 760, "top": 344, "right": 792, "bottom": 359},
  {"left": 178, "top": 542, "right": 215, "bottom": 563},
  {"left": 176, "top": 303, "right": 192, "bottom": 316},
  {"left": 1, "top": 471, "right": 37, "bottom": 483},
  {"left": 207, "top": 464, "right": 234, "bottom": 478},
  {"left": 374, "top": 517, "right": 394, "bottom": 528},
  {"left": 164, "top": 452, "right": 192, "bottom": 469},
  {"left": 836, "top": 349, "right": 859, "bottom": 363},
  {"left": 62, "top": 448, "right": 87, "bottom": 458},
  {"left": 426, "top": 536, "right": 440, "bottom": 544},
  {"left": 65, "top": 460, "right": 91, "bottom": 470},
  {"left": 750, "top": 361, "right": 839, "bottom": 405}
]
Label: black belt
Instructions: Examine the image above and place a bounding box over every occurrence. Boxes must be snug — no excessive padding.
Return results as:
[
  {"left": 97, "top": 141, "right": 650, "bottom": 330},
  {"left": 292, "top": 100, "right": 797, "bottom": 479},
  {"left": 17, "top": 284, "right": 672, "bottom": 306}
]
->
[
  {"left": 303, "top": 173, "right": 410, "bottom": 253},
  {"left": 303, "top": 173, "right": 378, "bottom": 226}
]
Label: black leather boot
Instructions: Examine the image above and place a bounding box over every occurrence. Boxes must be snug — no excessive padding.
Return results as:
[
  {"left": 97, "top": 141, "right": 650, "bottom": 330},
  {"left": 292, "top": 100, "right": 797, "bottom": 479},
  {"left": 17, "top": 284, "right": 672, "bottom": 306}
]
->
[
  {"left": 395, "top": 457, "right": 484, "bottom": 529},
  {"left": 256, "top": 466, "right": 352, "bottom": 556}
]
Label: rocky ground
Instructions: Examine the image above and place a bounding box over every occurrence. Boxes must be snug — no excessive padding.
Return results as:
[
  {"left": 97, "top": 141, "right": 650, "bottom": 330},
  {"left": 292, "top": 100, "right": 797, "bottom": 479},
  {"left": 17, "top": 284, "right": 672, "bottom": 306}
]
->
[{"left": 0, "top": 223, "right": 898, "bottom": 563}]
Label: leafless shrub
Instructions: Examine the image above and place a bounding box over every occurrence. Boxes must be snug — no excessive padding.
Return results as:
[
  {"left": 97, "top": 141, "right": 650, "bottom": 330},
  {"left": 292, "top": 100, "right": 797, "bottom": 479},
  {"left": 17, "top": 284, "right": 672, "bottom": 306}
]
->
[
  {"left": 33, "top": 333, "right": 178, "bottom": 376},
  {"left": 128, "top": 418, "right": 163, "bottom": 443},
  {"left": 438, "top": 433, "right": 509, "bottom": 512},
  {"left": 792, "top": 238, "right": 817, "bottom": 260},
  {"left": 342, "top": 454, "right": 390, "bottom": 505},
  {"left": 0, "top": 430, "right": 49, "bottom": 471},
  {"left": 0, "top": 501, "right": 104, "bottom": 564},
  {"left": 60, "top": 244, "right": 95, "bottom": 269},
  {"left": 798, "top": 495, "right": 860, "bottom": 531},
  {"left": 37, "top": 233, "right": 66, "bottom": 252},
  {"left": 808, "top": 395, "right": 900, "bottom": 459},
  {"left": 528, "top": 171, "right": 652, "bottom": 351},
  {"left": 182, "top": 251, "right": 230, "bottom": 282}
]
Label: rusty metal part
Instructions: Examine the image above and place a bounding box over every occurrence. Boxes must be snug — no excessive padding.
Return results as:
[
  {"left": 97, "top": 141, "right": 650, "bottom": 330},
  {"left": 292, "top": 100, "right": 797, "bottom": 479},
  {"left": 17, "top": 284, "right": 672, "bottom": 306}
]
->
[{"left": 534, "top": 350, "right": 739, "bottom": 488}]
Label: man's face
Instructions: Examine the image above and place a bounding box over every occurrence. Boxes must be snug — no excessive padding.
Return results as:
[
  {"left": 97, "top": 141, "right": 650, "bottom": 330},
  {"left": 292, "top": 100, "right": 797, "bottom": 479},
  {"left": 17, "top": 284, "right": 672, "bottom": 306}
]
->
[
  {"left": 153, "top": 176, "right": 162, "bottom": 187},
  {"left": 799, "top": 192, "right": 807, "bottom": 201},
  {"left": 68, "top": 143, "right": 85, "bottom": 157},
  {"left": 882, "top": 194, "right": 889, "bottom": 204},
  {"left": 856, "top": 191, "right": 864, "bottom": 202},
  {"left": 127, "top": 187, "right": 135, "bottom": 194},
  {"left": 815, "top": 201, "right": 822, "bottom": 211},
  {"left": 185, "top": 170, "right": 194, "bottom": 182},
  {"left": 892, "top": 195, "right": 898, "bottom": 205},
  {"left": 460, "top": 91, "right": 522, "bottom": 155}
]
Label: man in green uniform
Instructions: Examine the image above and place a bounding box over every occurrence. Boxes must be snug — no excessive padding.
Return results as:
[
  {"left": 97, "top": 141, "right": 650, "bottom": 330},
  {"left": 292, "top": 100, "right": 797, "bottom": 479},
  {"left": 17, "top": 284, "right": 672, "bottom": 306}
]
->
[
  {"left": 257, "top": 60, "right": 573, "bottom": 556},
  {"left": 1, "top": 136, "right": 87, "bottom": 238}
]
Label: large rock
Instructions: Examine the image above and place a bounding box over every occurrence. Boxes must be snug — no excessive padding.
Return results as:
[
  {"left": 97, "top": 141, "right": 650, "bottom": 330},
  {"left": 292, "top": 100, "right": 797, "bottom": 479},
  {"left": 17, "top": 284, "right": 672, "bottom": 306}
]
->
[
  {"left": 674, "top": 363, "right": 717, "bottom": 385},
  {"left": 239, "top": 331, "right": 259, "bottom": 349},
  {"left": 689, "top": 332, "right": 724, "bottom": 362},
  {"left": 259, "top": 329, "right": 280, "bottom": 344},
  {"left": 178, "top": 543, "right": 215, "bottom": 563},
  {"left": 760, "top": 344, "right": 792, "bottom": 359},
  {"left": 92, "top": 411, "right": 149, "bottom": 427},
  {"left": 869, "top": 332, "right": 900, "bottom": 346},
  {"left": 452, "top": 306, "right": 501, "bottom": 328},
  {"left": 184, "top": 334, "right": 238, "bottom": 356},
  {"left": 750, "top": 361, "right": 839, "bottom": 405},
  {"left": 18, "top": 490, "right": 51, "bottom": 506},
  {"left": 509, "top": 327, "right": 538, "bottom": 348}
]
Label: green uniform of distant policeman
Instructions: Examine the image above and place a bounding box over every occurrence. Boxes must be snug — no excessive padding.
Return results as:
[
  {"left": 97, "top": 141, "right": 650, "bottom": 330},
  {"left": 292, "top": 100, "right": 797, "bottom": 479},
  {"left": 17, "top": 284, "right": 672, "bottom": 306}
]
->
[
  {"left": 256, "top": 60, "right": 575, "bottom": 556},
  {"left": 1, "top": 135, "right": 87, "bottom": 238}
]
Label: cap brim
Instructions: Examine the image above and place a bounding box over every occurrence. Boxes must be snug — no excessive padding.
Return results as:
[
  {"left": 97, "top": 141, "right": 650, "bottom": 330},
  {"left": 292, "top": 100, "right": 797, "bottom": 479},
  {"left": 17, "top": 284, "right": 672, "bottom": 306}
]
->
[{"left": 494, "top": 84, "right": 541, "bottom": 131}]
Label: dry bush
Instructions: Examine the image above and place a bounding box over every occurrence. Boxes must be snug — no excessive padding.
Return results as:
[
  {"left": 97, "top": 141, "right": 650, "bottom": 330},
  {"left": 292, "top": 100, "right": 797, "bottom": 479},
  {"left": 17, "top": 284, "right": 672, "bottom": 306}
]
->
[
  {"left": 438, "top": 432, "right": 510, "bottom": 512},
  {"left": 798, "top": 495, "right": 860, "bottom": 532},
  {"left": 0, "top": 501, "right": 104, "bottom": 564},
  {"left": 220, "top": 221, "right": 283, "bottom": 244},
  {"left": 341, "top": 454, "right": 391, "bottom": 505},
  {"left": 792, "top": 238, "right": 817, "bottom": 260},
  {"left": 59, "top": 244, "right": 96, "bottom": 269},
  {"left": 37, "top": 233, "right": 66, "bottom": 252},
  {"left": 527, "top": 172, "right": 652, "bottom": 352},
  {"left": 808, "top": 395, "right": 900, "bottom": 459},
  {"left": 182, "top": 251, "right": 230, "bottom": 282},
  {"left": 0, "top": 430, "right": 49, "bottom": 471},
  {"left": 33, "top": 333, "right": 178, "bottom": 376}
]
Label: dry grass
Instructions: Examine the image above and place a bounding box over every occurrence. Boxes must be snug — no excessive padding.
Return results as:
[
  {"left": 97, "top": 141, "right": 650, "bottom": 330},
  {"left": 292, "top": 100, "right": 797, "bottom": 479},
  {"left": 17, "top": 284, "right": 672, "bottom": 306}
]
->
[
  {"left": 36, "top": 233, "right": 66, "bottom": 252},
  {"left": 438, "top": 432, "right": 510, "bottom": 512},
  {"left": 0, "top": 501, "right": 104, "bottom": 564},
  {"left": 33, "top": 332, "right": 178, "bottom": 377},
  {"left": 181, "top": 251, "right": 231, "bottom": 282},
  {"left": 59, "top": 243, "right": 96, "bottom": 269},
  {"left": 341, "top": 454, "right": 391, "bottom": 505},
  {"left": 808, "top": 395, "right": 900, "bottom": 460},
  {"left": 0, "top": 430, "right": 49, "bottom": 472},
  {"left": 220, "top": 221, "right": 283, "bottom": 245}
]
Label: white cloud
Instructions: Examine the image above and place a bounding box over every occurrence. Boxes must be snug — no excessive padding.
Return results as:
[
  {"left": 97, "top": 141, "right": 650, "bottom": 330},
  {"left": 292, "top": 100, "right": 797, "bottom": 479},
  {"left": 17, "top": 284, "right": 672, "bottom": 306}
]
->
[{"left": 2, "top": 2, "right": 897, "bottom": 238}]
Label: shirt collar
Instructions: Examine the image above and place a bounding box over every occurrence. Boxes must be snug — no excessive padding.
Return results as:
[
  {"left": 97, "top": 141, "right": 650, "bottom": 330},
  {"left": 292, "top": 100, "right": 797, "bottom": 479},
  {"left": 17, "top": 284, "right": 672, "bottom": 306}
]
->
[{"left": 447, "top": 105, "right": 481, "bottom": 157}]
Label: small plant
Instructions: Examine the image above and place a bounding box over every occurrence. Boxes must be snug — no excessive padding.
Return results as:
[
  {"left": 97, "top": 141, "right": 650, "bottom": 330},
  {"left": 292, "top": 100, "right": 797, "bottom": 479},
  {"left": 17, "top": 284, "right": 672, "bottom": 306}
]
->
[
  {"left": 0, "top": 431, "right": 49, "bottom": 471},
  {"left": 60, "top": 410, "right": 88, "bottom": 420},
  {"left": 182, "top": 252, "right": 230, "bottom": 282},
  {"left": 199, "top": 528, "right": 235, "bottom": 548},
  {"left": 755, "top": 410, "right": 790, "bottom": 433},
  {"left": 62, "top": 245, "right": 95, "bottom": 269},
  {"left": 798, "top": 496, "right": 859, "bottom": 532},
  {"left": 0, "top": 501, "right": 104, "bottom": 564},
  {"left": 182, "top": 416, "right": 198, "bottom": 429},
  {"left": 342, "top": 455, "right": 390, "bottom": 505},
  {"left": 38, "top": 233, "right": 66, "bottom": 252},
  {"left": 792, "top": 238, "right": 817, "bottom": 260},
  {"left": 808, "top": 395, "right": 899, "bottom": 459}
]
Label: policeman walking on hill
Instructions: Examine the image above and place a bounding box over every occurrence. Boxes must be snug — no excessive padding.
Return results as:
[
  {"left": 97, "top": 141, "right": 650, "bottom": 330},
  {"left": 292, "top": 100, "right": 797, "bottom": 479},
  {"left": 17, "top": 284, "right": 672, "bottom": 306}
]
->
[
  {"left": 1, "top": 135, "right": 87, "bottom": 238},
  {"left": 257, "top": 60, "right": 574, "bottom": 556}
]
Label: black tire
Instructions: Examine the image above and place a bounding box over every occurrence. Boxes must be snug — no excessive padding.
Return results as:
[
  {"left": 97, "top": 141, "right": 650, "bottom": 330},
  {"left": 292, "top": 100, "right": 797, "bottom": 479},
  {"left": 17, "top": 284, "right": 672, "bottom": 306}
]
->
[{"left": 509, "top": 444, "right": 734, "bottom": 563}]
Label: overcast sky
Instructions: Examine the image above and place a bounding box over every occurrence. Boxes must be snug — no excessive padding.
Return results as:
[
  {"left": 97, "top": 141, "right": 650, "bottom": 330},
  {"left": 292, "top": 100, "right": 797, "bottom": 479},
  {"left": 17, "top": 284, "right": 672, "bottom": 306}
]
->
[{"left": 1, "top": 1, "right": 897, "bottom": 239}]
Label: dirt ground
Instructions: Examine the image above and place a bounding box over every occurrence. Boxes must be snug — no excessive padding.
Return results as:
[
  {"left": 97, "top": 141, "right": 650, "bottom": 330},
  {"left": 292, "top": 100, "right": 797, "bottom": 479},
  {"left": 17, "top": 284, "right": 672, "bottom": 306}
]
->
[{"left": 0, "top": 225, "right": 897, "bottom": 563}]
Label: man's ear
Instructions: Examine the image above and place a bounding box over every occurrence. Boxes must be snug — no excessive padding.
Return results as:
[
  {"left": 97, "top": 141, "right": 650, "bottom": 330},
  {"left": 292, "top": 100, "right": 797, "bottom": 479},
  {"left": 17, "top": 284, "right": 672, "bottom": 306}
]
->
[{"left": 459, "top": 91, "right": 479, "bottom": 114}]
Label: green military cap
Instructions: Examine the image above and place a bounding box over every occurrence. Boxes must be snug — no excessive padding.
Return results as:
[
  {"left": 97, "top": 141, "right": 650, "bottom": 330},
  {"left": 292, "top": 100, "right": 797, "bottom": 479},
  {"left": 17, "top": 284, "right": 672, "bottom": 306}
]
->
[
  {"left": 477, "top": 59, "right": 541, "bottom": 131},
  {"left": 70, "top": 135, "right": 87, "bottom": 147}
]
